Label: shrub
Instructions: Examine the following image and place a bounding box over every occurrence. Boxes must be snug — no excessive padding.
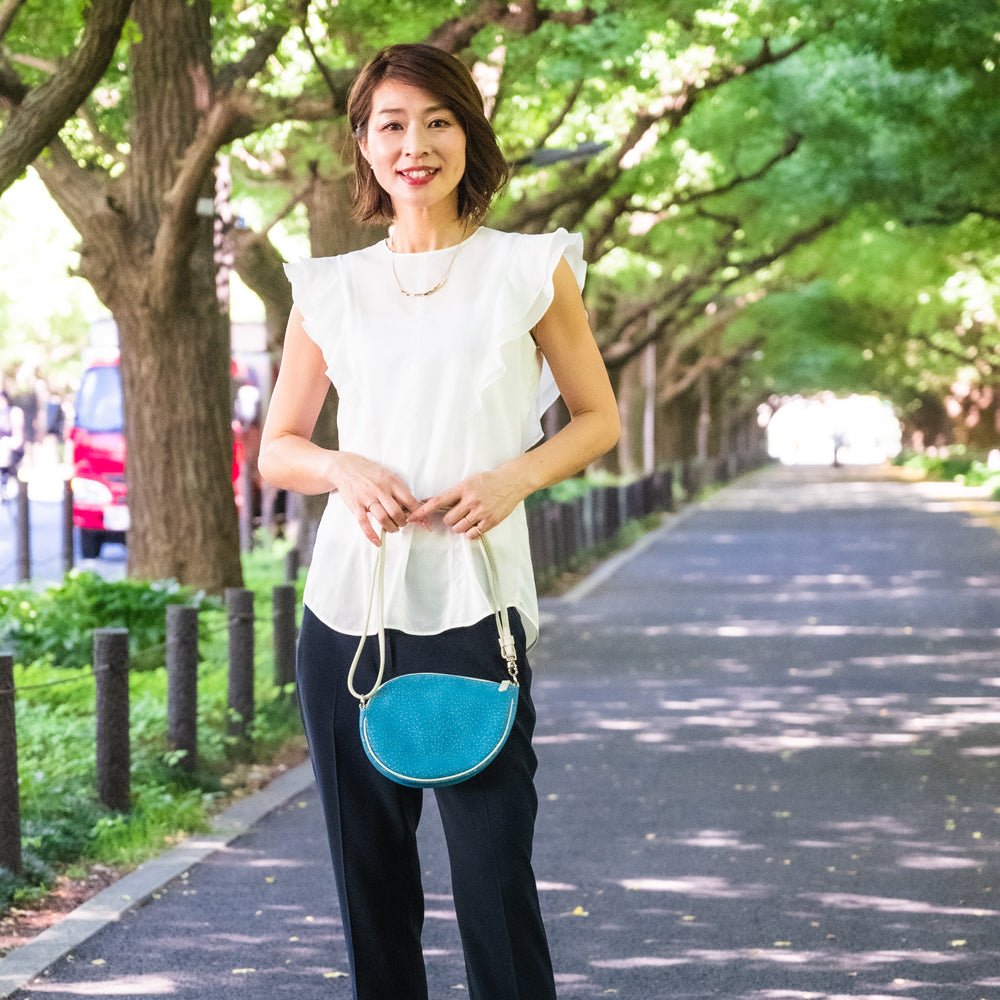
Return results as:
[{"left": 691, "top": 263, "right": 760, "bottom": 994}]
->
[
  {"left": 0, "top": 572, "right": 215, "bottom": 670},
  {"left": 897, "top": 447, "right": 1000, "bottom": 488},
  {"left": 21, "top": 796, "right": 109, "bottom": 868}
]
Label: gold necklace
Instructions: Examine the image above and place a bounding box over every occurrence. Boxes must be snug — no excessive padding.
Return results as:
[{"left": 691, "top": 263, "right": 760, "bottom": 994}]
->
[{"left": 387, "top": 229, "right": 472, "bottom": 297}]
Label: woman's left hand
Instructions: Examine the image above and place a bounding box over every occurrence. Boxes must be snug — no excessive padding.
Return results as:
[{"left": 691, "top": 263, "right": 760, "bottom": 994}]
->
[{"left": 411, "top": 469, "right": 524, "bottom": 539}]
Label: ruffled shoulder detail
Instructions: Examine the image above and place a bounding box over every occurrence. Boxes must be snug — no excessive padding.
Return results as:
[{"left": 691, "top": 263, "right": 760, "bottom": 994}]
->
[
  {"left": 477, "top": 228, "right": 586, "bottom": 451},
  {"left": 283, "top": 252, "right": 367, "bottom": 400},
  {"left": 283, "top": 256, "right": 340, "bottom": 321},
  {"left": 282, "top": 255, "right": 349, "bottom": 359}
]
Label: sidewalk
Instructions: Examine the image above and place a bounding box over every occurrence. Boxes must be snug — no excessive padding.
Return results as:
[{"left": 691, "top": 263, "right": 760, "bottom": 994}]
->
[{"left": 3, "top": 463, "right": 1000, "bottom": 999}]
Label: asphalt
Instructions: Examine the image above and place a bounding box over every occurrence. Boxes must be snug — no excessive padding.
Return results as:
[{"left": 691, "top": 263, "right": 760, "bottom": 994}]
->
[{"left": 3, "top": 463, "right": 1000, "bottom": 1000}]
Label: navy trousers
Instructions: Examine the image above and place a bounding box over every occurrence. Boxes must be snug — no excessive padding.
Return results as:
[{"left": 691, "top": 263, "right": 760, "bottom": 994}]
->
[{"left": 296, "top": 605, "right": 557, "bottom": 1000}]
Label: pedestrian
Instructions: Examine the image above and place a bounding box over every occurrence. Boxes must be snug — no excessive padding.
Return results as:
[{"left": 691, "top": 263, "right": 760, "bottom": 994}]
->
[
  {"left": 259, "top": 42, "right": 619, "bottom": 1000},
  {"left": 0, "top": 390, "right": 25, "bottom": 497}
]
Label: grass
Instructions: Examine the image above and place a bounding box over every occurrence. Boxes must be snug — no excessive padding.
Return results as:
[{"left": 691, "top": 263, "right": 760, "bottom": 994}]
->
[{"left": 894, "top": 446, "right": 1000, "bottom": 498}]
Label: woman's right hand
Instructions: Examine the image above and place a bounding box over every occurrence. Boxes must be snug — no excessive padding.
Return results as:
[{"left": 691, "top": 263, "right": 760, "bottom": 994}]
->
[{"left": 329, "top": 451, "right": 422, "bottom": 546}]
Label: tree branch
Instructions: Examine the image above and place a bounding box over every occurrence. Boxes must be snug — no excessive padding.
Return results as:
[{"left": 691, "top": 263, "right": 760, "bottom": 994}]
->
[
  {"left": 31, "top": 136, "right": 138, "bottom": 308},
  {"left": 150, "top": 94, "right": 245, "bottom": 309},
  {"left": 0, "top": 0, "right": 27, "bottom": 43},
  {"left": 7, "top": 52, "right": 58, "bottom": 74},
  {"left": 670, "top": 132, "right": 804, "bottom": 210},
  {"left": 533, "top": 79, "right": 585, "bottom": 153},
  {"left": 0, "top": 54, "right": 28, "bottom": 107},
  {"left": 425, "top": 0, "right": 598, "bottom": 52},
  {"left": 216, "top": 21, "right": 291, "bottom": 91},
  {"left": 600, "top": 207, "right": 840, "bottom": 374},
  {"left": 296, "top": 5, "right": 357, "bottom": 107},
  {"left": 0, "top": 0, "right": 133, "bottom": 194}
]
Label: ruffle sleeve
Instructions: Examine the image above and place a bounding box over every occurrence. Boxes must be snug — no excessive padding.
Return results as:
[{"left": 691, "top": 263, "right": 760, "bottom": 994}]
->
[
  {"left": 282, "top": 256, "right": 353, "bottom": 397},
  {"left": 477, "top": 228, "right": 586, "bottom": 451},
  {"left": 284, "top": 257, "right": 335, "bottom": 324}
]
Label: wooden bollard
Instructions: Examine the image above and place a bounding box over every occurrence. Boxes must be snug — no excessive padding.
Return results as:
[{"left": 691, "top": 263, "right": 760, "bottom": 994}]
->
[
  {"left": 226, "top": 588, "right": 255, "bottom": 749},
  {"left": 284, "top": 547, "right": 300, "bottom": 584},
  {"left": 0, "top": 652, "right": 21, "bottom": 875},
  {"left": 94, "top": 628, "right": 131, "bottom": 813},
  {"left": 272, "top": 585, "right": 297, "bottom": 689},
  {"left": 166, "top": 605, "right": 199, "bottom": 772}
]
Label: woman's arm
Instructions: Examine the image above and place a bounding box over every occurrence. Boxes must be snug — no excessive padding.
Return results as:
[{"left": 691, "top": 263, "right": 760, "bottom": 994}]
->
[
  {"left": 412, "top": 257, "right": 620, "bottom": 537},
  {"left": 259, "top": 306, "right": 420, "bottom": 546}
]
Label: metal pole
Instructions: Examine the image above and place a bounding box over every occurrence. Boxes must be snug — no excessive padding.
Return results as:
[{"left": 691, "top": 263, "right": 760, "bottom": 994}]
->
[
  {"left": 62, "top": 478, "right": 75, "bottom": 574},
  {"left": 16, "top": 478, "right": 30, "bottom": 582},
  {"left": 239, "top": 459, "right": 254, "bottom": 553}
]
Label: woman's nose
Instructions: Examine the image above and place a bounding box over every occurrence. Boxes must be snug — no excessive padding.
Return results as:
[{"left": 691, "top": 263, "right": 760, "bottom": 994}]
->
[{"left": 402, "top": 123, "right": 429, "bottom": 156}]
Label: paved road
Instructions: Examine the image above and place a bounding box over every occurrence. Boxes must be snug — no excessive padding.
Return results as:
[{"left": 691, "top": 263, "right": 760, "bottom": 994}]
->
[{"left": 8, "top": 465, "right": 1000, "bottom": 999}]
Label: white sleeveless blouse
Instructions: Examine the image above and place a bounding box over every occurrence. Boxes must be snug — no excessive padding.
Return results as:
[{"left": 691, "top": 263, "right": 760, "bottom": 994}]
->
[{"left": 283, "top": 226, "right": 584, "bottom": 650}]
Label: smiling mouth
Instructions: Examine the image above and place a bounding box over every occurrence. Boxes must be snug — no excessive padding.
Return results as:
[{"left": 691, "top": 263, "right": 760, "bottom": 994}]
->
[{"left": 398, "top": 168, "right": 439, "bottom": 181}]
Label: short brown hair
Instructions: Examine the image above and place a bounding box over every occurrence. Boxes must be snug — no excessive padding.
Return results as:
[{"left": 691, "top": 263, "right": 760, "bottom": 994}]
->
[{"left": 348, "top": 43, "right": 509, "bottom": 225}]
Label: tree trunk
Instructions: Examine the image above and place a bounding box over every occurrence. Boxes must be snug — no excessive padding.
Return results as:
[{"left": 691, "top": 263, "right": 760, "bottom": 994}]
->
[
  {"left": 614, "top": 359, "right": 639, "bottom": 477},
  {"left": 696, "top": 370, "right": 711, "bottom": 463},
  {"left": 37, "top": 0, "right": 243, "bottom": 591},
  {"left": 120, "top": 0, "right": 242, "bottom": 588},
  {"left": 232, "top": 229, "right": 294, "bottom": 355},
  {"left": 304, "top": 168, "right": 382, "bottom": 257},
  {"left": 118, "top": 306, "right": 240, "bottom": 589}
]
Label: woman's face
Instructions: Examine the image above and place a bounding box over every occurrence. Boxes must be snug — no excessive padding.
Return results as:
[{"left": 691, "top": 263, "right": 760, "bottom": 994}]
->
[{"left": 360, "top": 80, "right": 467, "bottom": 218}]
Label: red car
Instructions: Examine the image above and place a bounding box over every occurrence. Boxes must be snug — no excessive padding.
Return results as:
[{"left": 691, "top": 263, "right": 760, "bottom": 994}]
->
[{"left": 69, "top": 353, "right": 129, "bottom": 558}]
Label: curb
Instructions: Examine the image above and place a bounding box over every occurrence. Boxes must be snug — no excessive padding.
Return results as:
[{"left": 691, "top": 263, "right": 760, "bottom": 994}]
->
[{"left": 0, "top": 760, "right": 316, "bottom": 999}]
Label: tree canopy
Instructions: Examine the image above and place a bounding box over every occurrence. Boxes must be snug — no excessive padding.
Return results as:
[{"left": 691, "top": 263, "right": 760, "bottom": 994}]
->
[{"left": 0, "top": 0, "right": 998, "bottom": 585}]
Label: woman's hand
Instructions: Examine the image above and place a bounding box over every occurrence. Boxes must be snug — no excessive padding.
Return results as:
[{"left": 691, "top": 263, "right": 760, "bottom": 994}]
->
[
  {"left": 331, "top": 452, "right": 422, "bottom": 546},
  {"left": 412, "top": 469, "right": 525, "bottom": 540}
]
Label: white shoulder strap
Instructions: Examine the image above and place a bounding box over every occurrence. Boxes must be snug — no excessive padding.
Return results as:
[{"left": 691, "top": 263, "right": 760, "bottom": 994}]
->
[{"left": 347, "top": 530, "right": 518, "bottom": 704}]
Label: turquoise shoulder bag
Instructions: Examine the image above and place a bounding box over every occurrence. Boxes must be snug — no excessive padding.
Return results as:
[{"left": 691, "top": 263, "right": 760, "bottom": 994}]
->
[{"left": 347, "top": 530, "right": 520, "bottom": 788}]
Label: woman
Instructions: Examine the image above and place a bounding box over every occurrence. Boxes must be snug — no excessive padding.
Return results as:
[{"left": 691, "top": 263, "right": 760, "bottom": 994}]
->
[{"left": 259, "top": 42, "right": 619, "bottom": 1000}]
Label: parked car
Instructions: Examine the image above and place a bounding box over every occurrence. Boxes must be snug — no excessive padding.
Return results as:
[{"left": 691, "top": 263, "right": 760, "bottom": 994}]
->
[
  {"left": 69, "top": 353, "right": 264, "bottom": 559},
  {"left": 69, "top": 353, "right": 128, "bottom": 558}
]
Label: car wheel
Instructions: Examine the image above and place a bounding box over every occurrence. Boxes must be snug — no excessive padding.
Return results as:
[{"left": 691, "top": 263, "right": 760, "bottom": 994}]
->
[{"left": 79, "top": 529, "right": 104, "bottom": 560}]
